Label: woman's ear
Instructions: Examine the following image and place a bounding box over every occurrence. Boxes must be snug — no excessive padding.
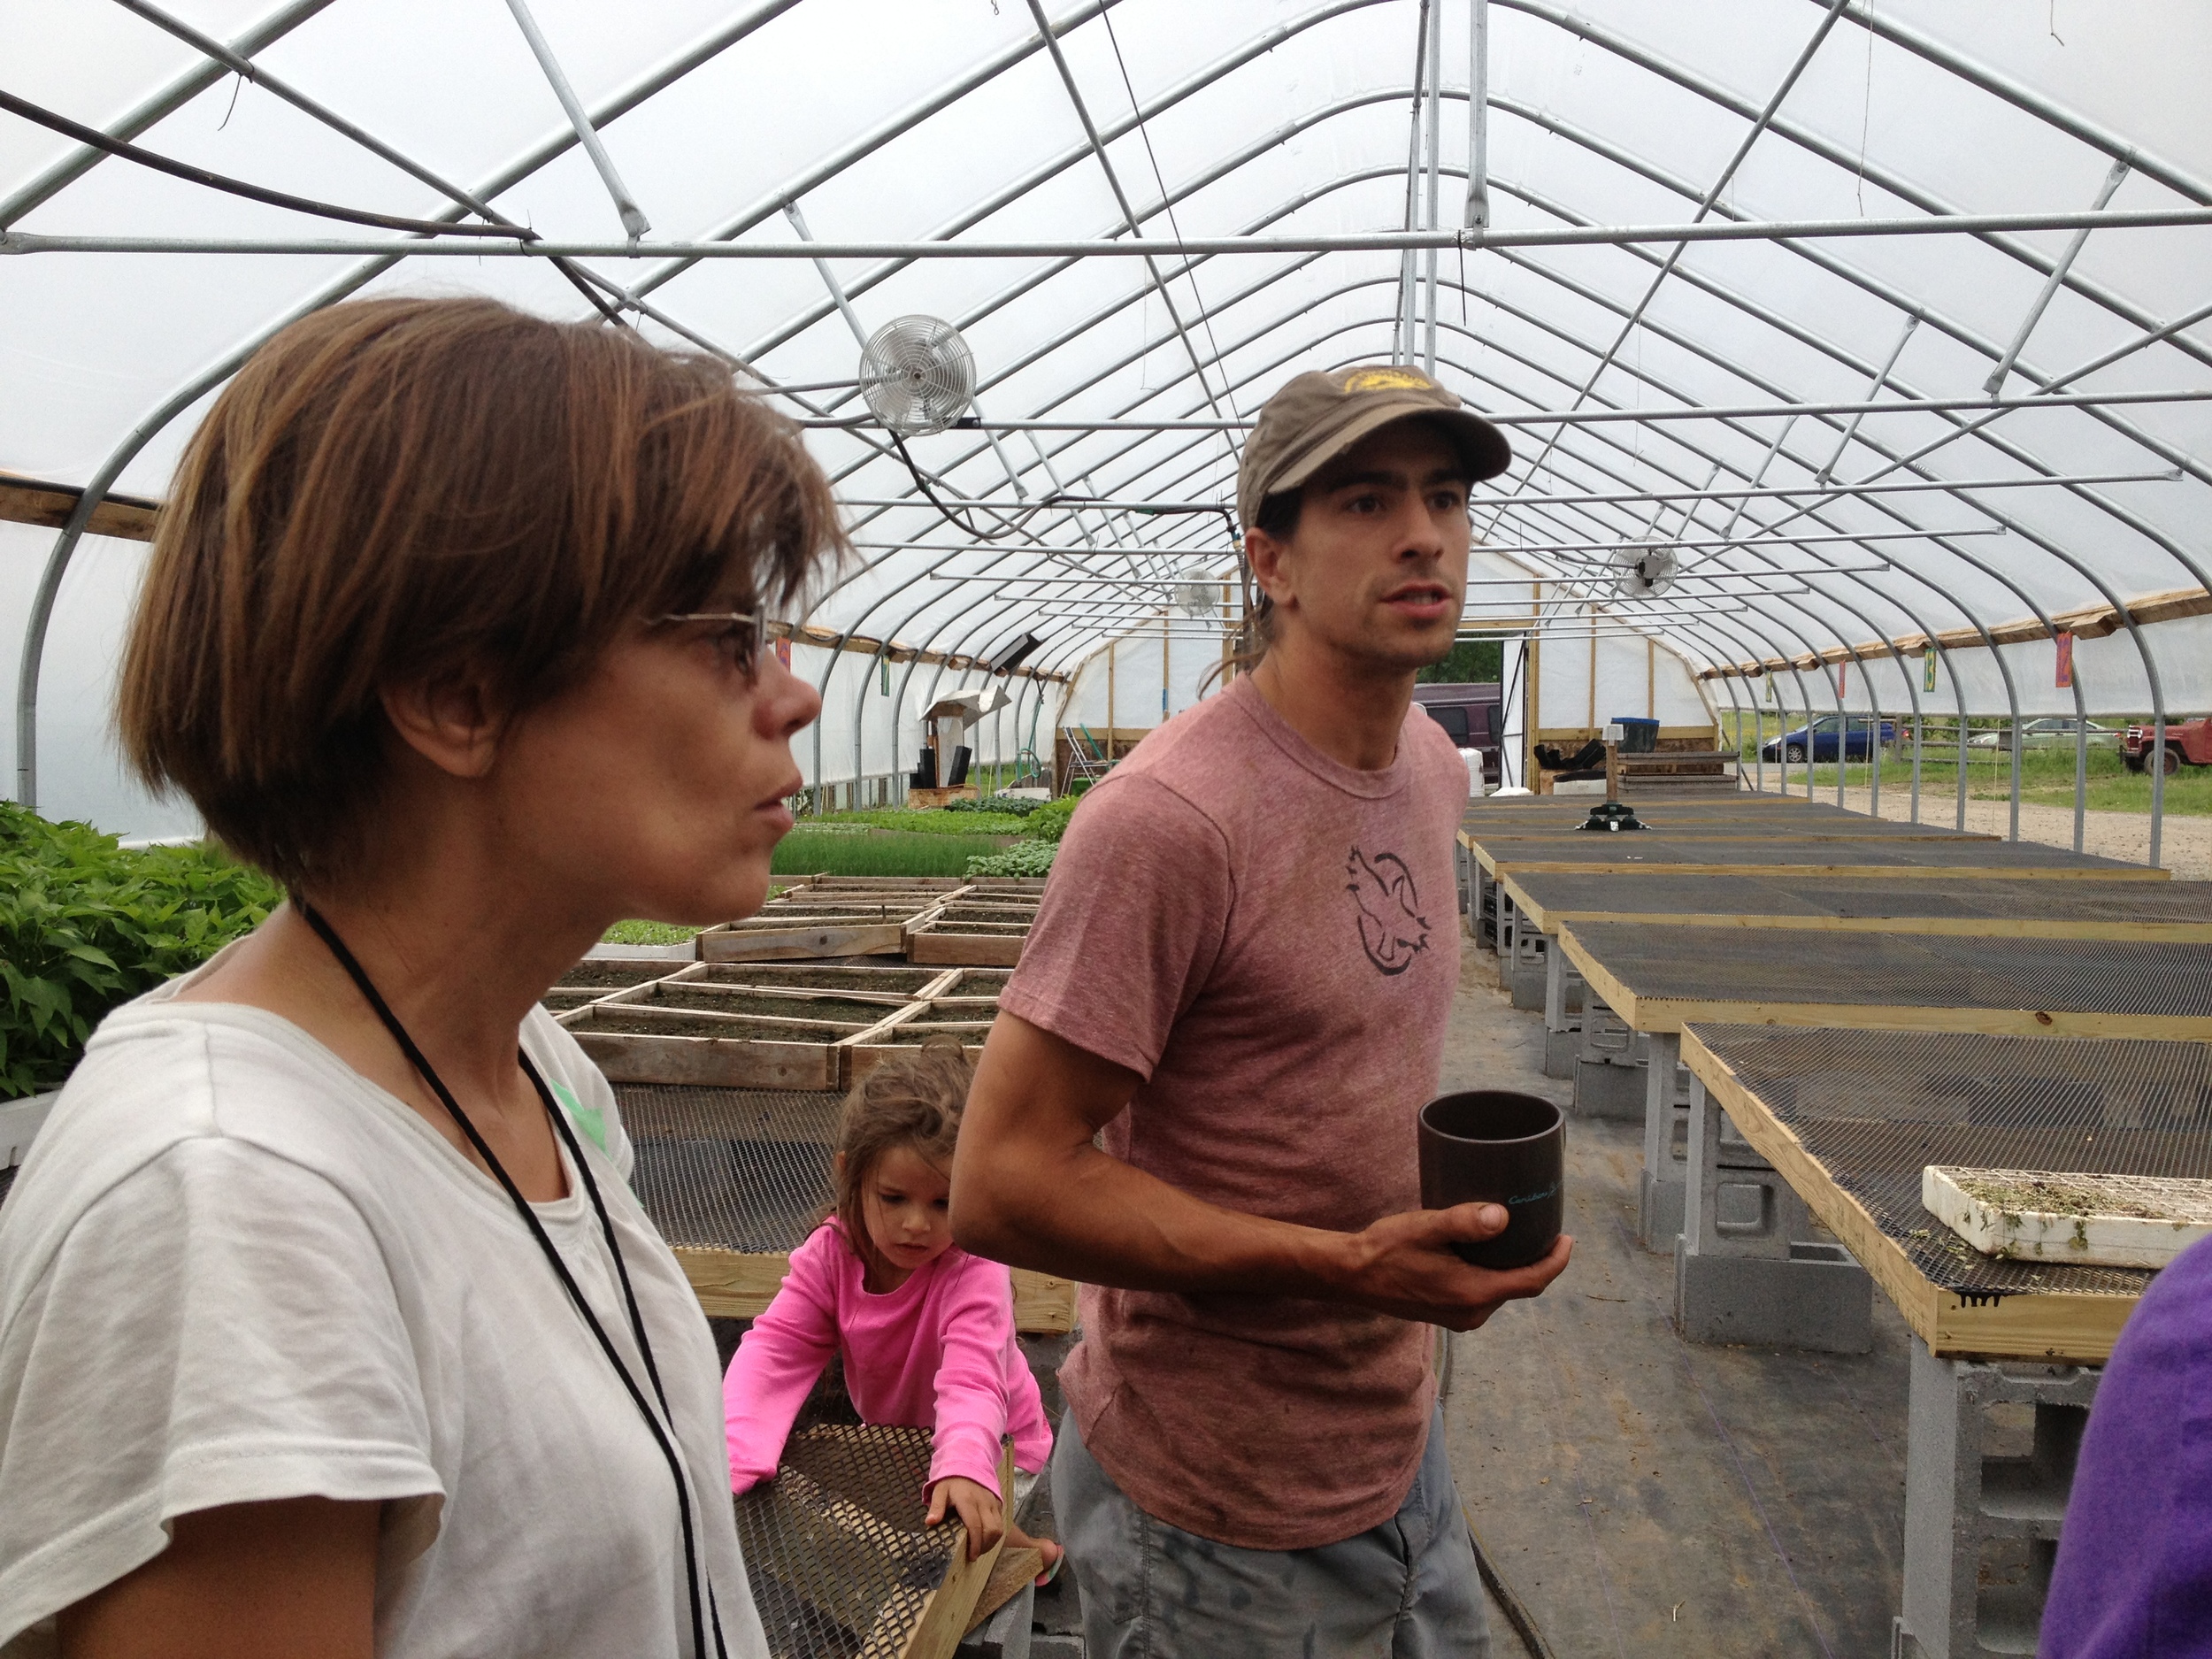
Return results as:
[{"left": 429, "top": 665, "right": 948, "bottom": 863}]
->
[{"left": 380, "top": 675, "right": 505, "bottom": 780}]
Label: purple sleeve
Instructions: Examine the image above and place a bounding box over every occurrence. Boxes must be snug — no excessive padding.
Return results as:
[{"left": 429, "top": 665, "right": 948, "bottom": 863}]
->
[
  {"left": 722, "top": 1228, "right": 841, "bottom": 1493},
  {"left": 998, "top": 774, "right": 1233, "bottom": 1081},
  {"left": 2041, "top": 1234, "right": 2212, "bottom": 1656},
  {"left": 924, "top": 1254, "right": 1019, "bottom": 1499}
]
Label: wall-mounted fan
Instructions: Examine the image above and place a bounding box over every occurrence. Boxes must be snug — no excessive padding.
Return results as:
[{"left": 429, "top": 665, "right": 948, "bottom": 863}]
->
[
  {"left": 1609, "top": 543, "right": 1678, "bottom": 598},
  {"left": 1174, "top": 580, "right": 1218, "bottom": 618},
  {"left": 858, "top": 315, "right": 976, "bottom": 435}
]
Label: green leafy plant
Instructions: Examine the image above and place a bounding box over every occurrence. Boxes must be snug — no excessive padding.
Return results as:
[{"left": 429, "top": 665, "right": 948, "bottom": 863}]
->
[
  {"left": 0, "top": 804, "right": 280, "bottom": 1099},
  {"left": 946, "top": 794, "right": 1043, "bottom": 817},
  {"left": 964, "top": 840, "right": 1058, "bottom": 878},
  {"left": 772, "top": 828, "right": 1016, "bottom": 877},
  {"left": 1025, "top": 796, "right": 1079, "bottom": 844},
  {"left": 600, "top": 919, "right": 703, "bottom": 947}
]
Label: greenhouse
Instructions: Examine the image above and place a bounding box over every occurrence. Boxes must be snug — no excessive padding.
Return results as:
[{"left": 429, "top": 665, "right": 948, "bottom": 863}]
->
[{"left": 3, "top": 4, "right": 2211, "bottom": 1658}]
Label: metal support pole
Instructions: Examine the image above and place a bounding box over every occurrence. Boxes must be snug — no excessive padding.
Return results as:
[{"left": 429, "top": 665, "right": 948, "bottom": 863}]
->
[
  {"left": 1817, "top": 311, "right": 1920, "bottom": 482},
  {"left": 782, "top": 204, "right": 869, "bottom": 343},
  {"left": 1463, "top": 0, "right": 1490, "bottom": 231},
  {"left": 1421, "top": 0, "right": 1443, "bottom": 375},
  {"left": 500, "top": 0, "right": 652, "bottom": 239},
  {"left": 1984, "top": 156, "right": 2132, "bottom": 394}
]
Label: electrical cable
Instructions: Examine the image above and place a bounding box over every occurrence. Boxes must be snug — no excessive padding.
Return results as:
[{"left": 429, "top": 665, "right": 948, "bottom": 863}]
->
[
  {"left": 1464, "top": 1509, "right": 1562, "bottom": 1659},
  {"left": 890, "top": 433, "right": 1035, "bottom": 542},
  {"left": 0, "top": 87, "right": 532, "bottom": 240}
]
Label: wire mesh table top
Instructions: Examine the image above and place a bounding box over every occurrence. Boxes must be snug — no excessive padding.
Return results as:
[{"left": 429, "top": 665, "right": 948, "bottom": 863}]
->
[
  {"left": 1502, "top": 871, "right": 2212, "bottom": 933},
  {"left": 736, "top": 1423, "right": 974, "bottom": 1659},
  {"left": 1684, "top": 1025, "right": 2212, "bottom": 1358},
  {"left": 1565, "top": 922, "right": 2212, "bottom": 1034},
  {"left": 1468, "top": 816, "right": 1994, "bottom": 841},
  {"left": 618, "top": 1085, "right": 841, "bottom": 1255},
  {"left": 1472, "top": 835, "right": 2151, "bottom": 875}
]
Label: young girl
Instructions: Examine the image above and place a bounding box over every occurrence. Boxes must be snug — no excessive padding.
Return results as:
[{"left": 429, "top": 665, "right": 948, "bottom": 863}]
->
[{"left": 724, "top": 1044, "right": 1060, "bottom": 1573}]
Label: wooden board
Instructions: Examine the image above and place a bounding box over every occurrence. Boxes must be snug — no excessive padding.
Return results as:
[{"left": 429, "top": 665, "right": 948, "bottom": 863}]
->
[
  {"left": 1500, "top": 870, "right": 2212, "bottom": 942},
  {"left": 675, "top": 1243, "right": 1076, "bottom": 1333},
  {"left": 1471, "top": 827, "right": 1999, "bottom": 842},
  {"left": 906, "top": 924, "right": 1026, "bottom": 967},
  {"left": 1468, "top": 841, "right": 2170, "bottom": 884},
  {"left": 1560, "top": 923, "right": 2212, "bottom": 1041},
  {"left": 899, "top": 1445, "right": 1012, "bottom": 1659},
  {"left": 561, "top": 1009, "right": 847, "bottom": 1088},
  {"left": 1681, "top": 1029, "right": 2145, "bottom": 1362},
  {"left": 700, "top": 919, "right": 911, "bottom": 961}
]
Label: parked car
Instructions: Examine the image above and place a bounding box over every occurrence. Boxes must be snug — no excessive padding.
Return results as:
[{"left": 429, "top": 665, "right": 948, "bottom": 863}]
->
[
  {"left": 1413, "top": 683, "right": 1503, "bottom": 785},
  {"left": 1759, "top": 715, "right": 1896, "bottom": 764},
  {"left": 2122, "top": 716, "right": 2212, "bottom": 774},
  {"left": 1966, "top": 718, "right": 2118, "bottom": 749}
]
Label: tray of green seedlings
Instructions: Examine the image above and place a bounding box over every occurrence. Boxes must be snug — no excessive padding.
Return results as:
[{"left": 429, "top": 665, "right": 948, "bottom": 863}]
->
[{"left": 538, "top": 959, "right": 680, "bottom": 1014}]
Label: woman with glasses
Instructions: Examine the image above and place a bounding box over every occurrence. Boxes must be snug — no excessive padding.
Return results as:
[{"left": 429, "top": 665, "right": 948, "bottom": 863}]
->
[{"left": 0, "top": 296, "right": 840, "bottom": 1659}]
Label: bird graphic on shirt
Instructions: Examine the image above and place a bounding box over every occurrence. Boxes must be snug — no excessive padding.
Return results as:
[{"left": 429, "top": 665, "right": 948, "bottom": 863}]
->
[{"left": 1346, "top": 848, "right": 1430, "bottom": 976}]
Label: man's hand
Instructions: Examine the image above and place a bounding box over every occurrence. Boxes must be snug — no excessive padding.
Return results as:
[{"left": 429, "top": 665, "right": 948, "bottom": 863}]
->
[
  {"left": 926, "top": 1476, "right": 1005, "bottom": 1561},
  {"left": 1328, "top": 1202, "right": 1574, "bottom": 1331},
  {"left": 958, "top": 1013, "right": 1574, "bottom": 1325}
]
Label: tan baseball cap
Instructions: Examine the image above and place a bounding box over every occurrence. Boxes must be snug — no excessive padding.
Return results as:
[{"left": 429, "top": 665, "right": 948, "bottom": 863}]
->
[{"left": 1236, "top": 365, "right": 1511, "bottom": 530}]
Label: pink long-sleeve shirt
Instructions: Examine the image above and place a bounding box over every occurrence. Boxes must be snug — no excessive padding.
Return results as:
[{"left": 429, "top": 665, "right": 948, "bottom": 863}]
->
[{"left": 723, "top": 1219, "right": 1052, "bottom": 1498}]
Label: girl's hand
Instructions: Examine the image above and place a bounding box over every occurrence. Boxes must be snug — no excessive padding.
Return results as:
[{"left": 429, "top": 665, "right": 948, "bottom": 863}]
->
[{"left": 925, "top": 1476, "right": 1004, "bottom": 1561}]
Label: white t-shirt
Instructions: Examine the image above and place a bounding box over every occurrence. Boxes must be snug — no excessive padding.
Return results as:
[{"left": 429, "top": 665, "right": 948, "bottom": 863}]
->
[{"left": 0, "top": 960, "right": 766, "bottom": 1659}]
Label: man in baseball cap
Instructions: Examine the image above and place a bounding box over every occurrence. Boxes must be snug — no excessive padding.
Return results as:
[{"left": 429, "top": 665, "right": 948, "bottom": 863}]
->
[{"left": 958, "top": 368, "right": 1567, "bottom": 1656}]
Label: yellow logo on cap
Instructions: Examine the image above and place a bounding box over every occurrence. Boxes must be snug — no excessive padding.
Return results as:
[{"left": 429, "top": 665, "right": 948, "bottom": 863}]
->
[{"left": 1340, "top": 366, "right": 1435, "bottom": 394}]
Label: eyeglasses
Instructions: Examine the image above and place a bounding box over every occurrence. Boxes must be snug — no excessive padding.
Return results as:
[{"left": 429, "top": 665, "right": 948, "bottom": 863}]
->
[{"left": 653, "top": 610, "right": 769, "bottom": 680}]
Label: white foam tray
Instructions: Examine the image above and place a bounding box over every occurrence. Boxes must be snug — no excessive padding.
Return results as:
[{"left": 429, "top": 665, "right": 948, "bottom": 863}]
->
[{"left": 1924, "top": 1164, "right": 2212, "bottom": 1271}]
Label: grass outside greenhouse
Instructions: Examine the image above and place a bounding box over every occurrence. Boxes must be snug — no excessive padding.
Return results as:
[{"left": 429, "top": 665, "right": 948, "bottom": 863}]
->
[{"left": 1728, "top": 718, "right": 2212, "bottom": 817}]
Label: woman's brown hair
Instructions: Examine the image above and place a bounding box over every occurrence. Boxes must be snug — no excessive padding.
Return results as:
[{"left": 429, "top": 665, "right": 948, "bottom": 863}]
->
[
  {"left": 117, "top": 295, "right": 847, "bottom": 888},
  {"left": 830, "top": 1042, "right": 972, "bottom": 1277}
]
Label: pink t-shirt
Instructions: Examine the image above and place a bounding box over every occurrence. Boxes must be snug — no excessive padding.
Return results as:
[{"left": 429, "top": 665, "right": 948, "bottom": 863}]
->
[
  {"left": 722, "top": 1220, "right": 1052, "bottom": 1498},
  {"left": 999, "top": 675, "right": 1466, "bottom": 1549}
]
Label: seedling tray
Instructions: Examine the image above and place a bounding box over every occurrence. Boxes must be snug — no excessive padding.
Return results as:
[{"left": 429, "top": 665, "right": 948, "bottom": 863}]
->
[
  {"left": 1925, "top": 1165, "right": 2212, "bottom": 1269},
  {"left": 558, "top": 1004, "right": 873, "bottom": 1089}
]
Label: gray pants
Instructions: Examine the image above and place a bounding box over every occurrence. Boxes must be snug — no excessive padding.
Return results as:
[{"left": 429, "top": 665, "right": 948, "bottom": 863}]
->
[{"left": 1051, "top": 1405, "right": 1489, "bottom": 1659}]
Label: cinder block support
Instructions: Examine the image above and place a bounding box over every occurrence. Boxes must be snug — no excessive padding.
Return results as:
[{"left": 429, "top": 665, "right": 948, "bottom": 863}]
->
[
  {"left": 1505, "top": 921, "right": 1549, "bottom": 1010},
  {"left": 1673, "top": 1074, "right": 1873, "bottom": 1350},
  {"left": 1473, "top": 867, "right": 1499, "bottom": 952},
  {"left": 1894, "top": 1341, "right": 2101, "bottom": 1659},
  {"left": 1541, "top": 944, "right": 1585, "bottom": 1029},
  {"left": 1455, "top": 838, "right": 1475, "bottom": 938},
  {"left": 1575, "top": 1012, "right": 1645, "bottom": 1121},
  {"left": 1632, "top": 1033, "right": 1687, "bottom": 1244}
]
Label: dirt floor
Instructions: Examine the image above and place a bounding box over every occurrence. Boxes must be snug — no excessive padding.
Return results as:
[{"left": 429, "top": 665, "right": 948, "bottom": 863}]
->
[
  {"left": 1805, "top": 781, "right": 2211, "bottom": 881},
  {"left": 1435, "top": 942, "right": 1912, "bottom": 1659}
]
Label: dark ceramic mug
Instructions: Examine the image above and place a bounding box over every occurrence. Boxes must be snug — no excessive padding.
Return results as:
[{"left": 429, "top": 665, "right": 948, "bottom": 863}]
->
[{"left": 1417, "top": 1090, "right": 1564, "bottom": 1271}]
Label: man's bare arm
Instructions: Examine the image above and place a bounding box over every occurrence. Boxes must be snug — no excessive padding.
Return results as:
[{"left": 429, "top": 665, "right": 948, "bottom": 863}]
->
[
  {"left": 953, "top": 1012, "right": 1570, "bottom": 1332},
  {"left": 58, "top": 1496, "right": 378, "bottom": 1659}
]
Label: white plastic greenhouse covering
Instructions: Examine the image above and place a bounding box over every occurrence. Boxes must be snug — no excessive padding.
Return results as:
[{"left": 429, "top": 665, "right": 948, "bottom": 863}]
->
[{"left": 4, "top": 1, "right": 2210, "bottom": 849}]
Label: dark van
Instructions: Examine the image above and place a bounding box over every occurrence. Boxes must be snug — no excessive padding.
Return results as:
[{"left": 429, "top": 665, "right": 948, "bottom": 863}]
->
[{"left": 1412, "top": 682, "right": 1503, "bottom": 785}]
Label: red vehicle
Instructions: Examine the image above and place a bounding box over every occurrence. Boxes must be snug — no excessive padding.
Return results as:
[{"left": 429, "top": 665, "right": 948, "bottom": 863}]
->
[{"left": 2122, "top": 717, "right": 2212, "bottom": 774}]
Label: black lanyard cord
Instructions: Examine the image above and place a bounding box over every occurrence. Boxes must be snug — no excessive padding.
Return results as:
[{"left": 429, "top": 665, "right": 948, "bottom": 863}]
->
[{"left": 296, "top": 902, "right": 726, "bottom": 1659}]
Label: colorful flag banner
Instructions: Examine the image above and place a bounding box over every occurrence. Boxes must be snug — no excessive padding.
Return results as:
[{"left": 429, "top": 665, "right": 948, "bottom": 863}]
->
[
  {"left": 1924, "top": 645, "right": 1938, "bottom": 693},
  {"left": 2055, "top": 630, "right": 2074, "bottom": 689}
]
